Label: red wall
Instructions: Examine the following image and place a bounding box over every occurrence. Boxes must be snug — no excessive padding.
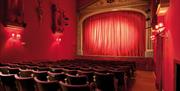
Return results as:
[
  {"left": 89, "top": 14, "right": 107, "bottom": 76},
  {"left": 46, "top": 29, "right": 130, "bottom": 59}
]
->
[
  {"left": 0, "top": 0, "right": 77, "bottom": 62},
  {"left": 162, "top": 0, "right": 180, "bottom": 90}
]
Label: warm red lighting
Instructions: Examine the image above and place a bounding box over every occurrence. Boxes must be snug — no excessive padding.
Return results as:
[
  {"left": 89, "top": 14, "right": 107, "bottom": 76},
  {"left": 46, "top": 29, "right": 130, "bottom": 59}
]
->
[
  {"left": 151, "top": 22, "right": 166, "bottom": 40},
  {"left": 56, "top": 38, "right": 61, "bottom": 42},
  {"left": 159, "top": 22, "right": 164, "bottom": 27},
  {"left": 158, "top": 27, "right": 165, "bottom": 33},
  {"left": 155, "top": 25, "right": 159, "bottom": 30},
  {"left": 16, "top": 34, "right": 21, "bottom": 39},
  {"left": 11, "top": 33, "right": 15, "bottom": 37},
  {"left": 10, "top": 33, "right": 22, "bottom": 40},
  {"left": 150, "top": 35, "right": 156, "bottom": 40},
  {"left": 21, "top": 42, "right": 26, "bottom": 45},
  {"left": 54, "top": 32, "right": 63, "bottom": 37}
]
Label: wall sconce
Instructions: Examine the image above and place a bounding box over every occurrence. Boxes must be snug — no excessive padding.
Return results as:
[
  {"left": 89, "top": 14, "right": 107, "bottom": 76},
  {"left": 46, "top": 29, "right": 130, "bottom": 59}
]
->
[
  {"left": 53, "top": 31, "right": 63, "bottom": 44},
  {"left": 150, "top": 22, "right": 167, "bottom": 40},
  {"left": 11, "top": 33, "right": 21, "bottom": 40}
]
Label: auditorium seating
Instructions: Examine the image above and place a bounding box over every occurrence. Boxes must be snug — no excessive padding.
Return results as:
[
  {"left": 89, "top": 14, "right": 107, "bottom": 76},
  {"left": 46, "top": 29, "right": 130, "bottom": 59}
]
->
[{"left": 0, "top": 60, "right": 136, "bottom": 91}]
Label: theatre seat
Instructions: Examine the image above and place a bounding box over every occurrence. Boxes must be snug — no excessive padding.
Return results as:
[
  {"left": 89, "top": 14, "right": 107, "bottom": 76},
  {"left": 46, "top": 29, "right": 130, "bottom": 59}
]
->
[
  {"left": 15, "top": 74, "right": 35, "bottom": 91},
  {"left": 77, "top": 70, "right": 94, "bottom": 83},
  {"left": 59, "top": 81, "right": 90, "bottom": 91},
  {"left": 18, "top": 69, "right": 33, "bottom": 77},
  {"left": 0, "top": 72, "right": 18, "bottom": 91},
  {"left": 48, "top": 72, "right": 66, "bottom": 82},
  {"left": 63, "top": 69, "right": 77, "bottom": 75},
  {"left": 34, "top": 77, "right": 59, "bottom": 91},
  {"left": 50, "top": 68, "right": 64, "bottom": 73},
  {"left": 94, "top": 72, "right": 115, "bottom": 91},
  {"left": 0, "top": 66, "right": 9, "bottom": 74},
  {"left": 66, "top": 74, "right": 88, "bottom": 85},
  {"left": 32, "top": 71, "right": 48, "bottom": 81}
]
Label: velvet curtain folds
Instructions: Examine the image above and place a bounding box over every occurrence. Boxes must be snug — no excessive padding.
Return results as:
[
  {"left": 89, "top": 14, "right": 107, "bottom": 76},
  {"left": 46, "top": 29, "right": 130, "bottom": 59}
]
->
[{"left": 83, "top": 11, "right": 146, "bottom": 56}]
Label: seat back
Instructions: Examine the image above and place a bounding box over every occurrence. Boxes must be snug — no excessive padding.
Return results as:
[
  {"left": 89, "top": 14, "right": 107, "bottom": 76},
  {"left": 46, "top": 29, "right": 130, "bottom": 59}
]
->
[
  {"left": 0, "top": 66, "right": 9, "bottom": 74},
  {"left": 63, "top": 69, "right": 77, "bottom": 75},
  {"left": 95, "top": 72, "right": 115, "bottom": 91},
  {"left": 48, "top": 72, "right": 66, "bottom": 81},
  {"left": 77, "top": 70, "right": 94, "bottom": 83},
  {"left": 19, "top": 69, "right": 33, "bottom": 77},
  {"left": 59, "top": 81, "right": 90, "bottom": 91},
  {"left": 50, "top": 68, "right": 64, "bottom": 73},
  {"left": 8, "top": 68, "right": 20, "bottom": 74},
  {"left": 66, "top": 74, "right": 88, "bottom": 85},
  {"left": 33, "top": 71, "right": 48, "bottom": 81},
  {"left": 15, "top": 75, "right": 35, "bottom": 91},
  {"left": 34, "top": 77, "right": 59, "bottom": 91},
  {"left": 0, "top": 73, "right": 18, "bottom": 91}
]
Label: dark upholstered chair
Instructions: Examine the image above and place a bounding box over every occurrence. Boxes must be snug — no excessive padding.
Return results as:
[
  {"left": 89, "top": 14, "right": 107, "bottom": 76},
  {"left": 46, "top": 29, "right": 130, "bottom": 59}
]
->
[
  {"left": 26, "top": 66, "right": 38, "bottom": 71},
  {"left": 37, "top": 67, "right": 50, "bottom": 71},
  {"left": 48, "top": 72, "right": 66, "bottom": 81},
  {"left": 50, "top": 68, "right": 64, "bottom": 73},
  {"left": 8, "top": 67, "right": 20, "bottom": 74},
  {"left": 94, "top": 72, "right": 115, "bottom": 91},
  {"left": 34, "top": 77, "right": 60, "bottom": 91},
  {"left": 77, "top": 70, "right": 94, "bottom": 83},
  {"left": 15, "top": 74, "right": 35, "bottom": 91},
  {"left": 63, "top": 69, "right": 77, "bottom": 75},
  {"left": 66, "top": 74, "right": 88, "bottom": 85},
  {"left": 32, "top": 71, "right": 48, "bottom": 81},
  {"left": 18, "top": 69, "right": 33, "bottom": 77},
  {"left": 0, "top": 72, "right": 18, "bottom": 91},
  {"left": 109, "top": 69, "right": 126, "bottom": 91},
  {"left": 59, "top": 81, "right": 90, "bottom": 91},
  {"left": 0, "top": 66, "right": 9, "bottom": 74}
]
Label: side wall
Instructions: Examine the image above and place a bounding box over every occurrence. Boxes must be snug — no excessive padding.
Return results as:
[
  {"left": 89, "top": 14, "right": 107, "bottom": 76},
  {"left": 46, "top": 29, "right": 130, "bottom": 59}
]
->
[
  {"left": 0, "top": 0, "right": 77, "bottom": 62},
  {"left": 162, "top": 0, "right": 180, "bottom": 91}
]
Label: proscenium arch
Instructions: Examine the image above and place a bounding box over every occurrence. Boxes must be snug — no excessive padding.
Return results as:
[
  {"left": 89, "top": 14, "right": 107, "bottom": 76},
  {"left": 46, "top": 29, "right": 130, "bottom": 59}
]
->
[
  {"left": 80, "top": 8, "right": 147, "bottom": 24},
  {"left": 77, "top": 8, "right": 152, "bottom": 57}
]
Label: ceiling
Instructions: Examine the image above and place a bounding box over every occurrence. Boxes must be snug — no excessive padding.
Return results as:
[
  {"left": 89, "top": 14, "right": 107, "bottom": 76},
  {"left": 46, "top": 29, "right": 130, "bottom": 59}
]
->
[{"left": 76, "top": 0, "right": 96, "bottom": 9}]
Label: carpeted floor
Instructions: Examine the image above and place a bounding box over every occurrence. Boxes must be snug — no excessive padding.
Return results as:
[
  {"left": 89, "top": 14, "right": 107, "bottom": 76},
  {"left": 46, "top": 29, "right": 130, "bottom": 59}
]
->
[{"left": 130, "top": 70, "right": 158, "bottom": 91}]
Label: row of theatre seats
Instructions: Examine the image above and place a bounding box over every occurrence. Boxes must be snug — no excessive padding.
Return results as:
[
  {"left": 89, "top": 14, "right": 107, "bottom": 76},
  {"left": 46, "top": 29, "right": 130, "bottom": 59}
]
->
[{"left": 0, "top": 60, "right": 136, "bottom": 91}]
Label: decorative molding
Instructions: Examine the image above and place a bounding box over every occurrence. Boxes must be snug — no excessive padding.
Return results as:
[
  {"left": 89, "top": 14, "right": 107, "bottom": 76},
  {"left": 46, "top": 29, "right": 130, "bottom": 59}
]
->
[
  {"left": 145, "top": 50, "right": 154, "bottom": 57},
  {"left": 156, "top": 2, "right": 169, "bottom": 16}
]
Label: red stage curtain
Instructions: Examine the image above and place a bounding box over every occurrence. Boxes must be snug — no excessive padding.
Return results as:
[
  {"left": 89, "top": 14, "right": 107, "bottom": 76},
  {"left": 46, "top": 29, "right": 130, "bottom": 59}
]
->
[{"left": 83, "top": 11, "right": 146, "bottom": 56}]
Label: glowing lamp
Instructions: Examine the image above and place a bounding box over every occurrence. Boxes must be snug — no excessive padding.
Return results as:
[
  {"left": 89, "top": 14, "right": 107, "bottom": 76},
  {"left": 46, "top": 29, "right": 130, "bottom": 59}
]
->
[
  {"left": 155, "top": 25, "right": 159, "bottom": 30},
  {"left": 16, "top": 34, "right": 21, "bottom": 39},
  {"left": 158, "top": 27, "right": 165, "bottom": 33},
  {"left": 151, "top": 22, "right": 166, "bottom": 40},
  {"left": 11, "top": 33, "right": 15, "bottom": 37},
  {"left": 159, "top": 22, "right": 164, "bottom": 28},
  {"left": 56, "top": 38, "right": 61, "bottom": 42},
  {"left": 150, "top": 35, "right": 155, "bottom": 40},
  {"left": 58, "top": 38, "right": 61, "bottom": 42}
]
